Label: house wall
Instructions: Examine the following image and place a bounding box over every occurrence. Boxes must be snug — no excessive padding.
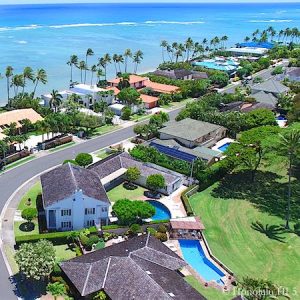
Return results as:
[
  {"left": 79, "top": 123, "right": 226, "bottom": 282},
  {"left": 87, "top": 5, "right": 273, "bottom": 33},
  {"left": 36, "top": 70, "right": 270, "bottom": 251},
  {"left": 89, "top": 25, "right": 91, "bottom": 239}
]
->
[{"left": 45, "top": 190, "right": 109, "bottom": 231}]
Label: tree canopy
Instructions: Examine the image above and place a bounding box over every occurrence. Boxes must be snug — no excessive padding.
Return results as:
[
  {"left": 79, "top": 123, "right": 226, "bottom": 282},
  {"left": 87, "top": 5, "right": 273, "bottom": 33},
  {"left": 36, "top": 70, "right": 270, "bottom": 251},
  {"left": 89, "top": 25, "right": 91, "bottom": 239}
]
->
[
  {"left": 146, "top": 174, "right": 166, "bottom": 192},
  {"left": 75, "top": 153, "right": 93, "bottom": 167}
]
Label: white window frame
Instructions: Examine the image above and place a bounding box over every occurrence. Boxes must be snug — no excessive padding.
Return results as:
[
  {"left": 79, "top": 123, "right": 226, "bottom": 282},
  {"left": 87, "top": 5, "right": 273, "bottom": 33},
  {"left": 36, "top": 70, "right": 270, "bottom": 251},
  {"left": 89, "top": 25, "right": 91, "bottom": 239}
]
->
[
  {"left": 85, "top": 208, "right": 96, "bottom": 215},
  {"left": 61, "top": 209, "right": 71, "bottom": 217}
]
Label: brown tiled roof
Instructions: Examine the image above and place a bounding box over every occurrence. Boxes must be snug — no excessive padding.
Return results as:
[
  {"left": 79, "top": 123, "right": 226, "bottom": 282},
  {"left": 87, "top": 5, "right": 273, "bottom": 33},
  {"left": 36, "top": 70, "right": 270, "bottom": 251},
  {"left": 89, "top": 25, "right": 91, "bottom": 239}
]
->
[
  {"left": 60, "top": 234, "right": 206, "bottom": 299},
  {"left": 105, "top": 86, "right": 120, "bottom": 95},
  {"left": 144, "top": 80, "right": 180, "bottom": 94},
  {"left": 41, "top": 163, "right": 109, "bottom": 207},
  {"left": 140, "top": 94, "right": 159, "bottom": 104},
  {"left": 107, "top": 75, "right": 148, "bottom": 85}
]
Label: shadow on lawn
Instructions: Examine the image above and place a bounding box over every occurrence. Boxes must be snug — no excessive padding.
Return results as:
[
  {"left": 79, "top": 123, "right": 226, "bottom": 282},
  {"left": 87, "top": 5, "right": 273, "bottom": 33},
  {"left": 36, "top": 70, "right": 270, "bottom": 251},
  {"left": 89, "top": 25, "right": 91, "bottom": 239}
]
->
[
  {"left": 251, "top": 221, "right": 286, "bottom": 243},
  {"left": 211, "top": 170, "right": 300, "bottom": 221}
]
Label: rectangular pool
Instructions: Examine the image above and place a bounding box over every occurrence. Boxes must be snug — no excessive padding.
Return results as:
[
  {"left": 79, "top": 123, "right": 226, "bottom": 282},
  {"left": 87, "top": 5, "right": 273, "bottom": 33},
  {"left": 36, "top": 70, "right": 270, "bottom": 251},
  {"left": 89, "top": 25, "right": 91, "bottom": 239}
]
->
[
  {"left": 179, "top": 239, "right": 225, "bottom": 284},
  {"left": 218, "top": 142, "right": 231, "bottom": 152}
]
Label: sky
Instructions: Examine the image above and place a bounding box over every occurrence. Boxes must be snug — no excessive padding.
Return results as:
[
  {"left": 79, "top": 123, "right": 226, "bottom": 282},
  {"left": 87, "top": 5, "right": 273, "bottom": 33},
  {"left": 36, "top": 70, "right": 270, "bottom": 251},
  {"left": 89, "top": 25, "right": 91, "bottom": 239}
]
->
[{"left": 1, "top": 0, "right": 300, "bottom": 4}]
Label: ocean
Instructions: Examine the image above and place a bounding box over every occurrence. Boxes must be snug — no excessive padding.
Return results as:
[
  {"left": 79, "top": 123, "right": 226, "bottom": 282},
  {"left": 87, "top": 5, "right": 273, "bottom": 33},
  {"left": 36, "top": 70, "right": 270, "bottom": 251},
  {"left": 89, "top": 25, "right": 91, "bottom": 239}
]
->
[{"left": 0, "top": 2, "right": 299, "bottom": 106}]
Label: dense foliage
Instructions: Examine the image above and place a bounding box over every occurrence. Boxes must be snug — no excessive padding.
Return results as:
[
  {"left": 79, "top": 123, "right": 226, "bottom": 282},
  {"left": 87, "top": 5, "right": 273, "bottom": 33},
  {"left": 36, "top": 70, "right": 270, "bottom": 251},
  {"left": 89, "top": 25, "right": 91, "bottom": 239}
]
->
[
  {"left": 146, "top": 174, "right": 166, "bottom": 192},
  {"left": 75, "top": 153, "right": 93, "bottom": 167}
]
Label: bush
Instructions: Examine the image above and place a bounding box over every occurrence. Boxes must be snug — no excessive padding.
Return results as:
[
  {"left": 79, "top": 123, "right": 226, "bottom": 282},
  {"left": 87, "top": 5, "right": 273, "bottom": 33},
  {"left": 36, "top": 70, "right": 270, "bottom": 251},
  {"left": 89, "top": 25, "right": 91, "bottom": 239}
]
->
[
  {"left": 75, "top": 246, "right": 82, "bottom": 256},
  {"left": 95, "top": 239, "right": 105, "bottom": 250},
  {"left": 129, "top": 224, "right": 142, "bottom": 235},
  {"left": 181, "top": 186, "right": 196, "bottom": 216},
  {"left": 146, "top": 174, "right": 165, "bottom": 192},
  {"left": 63, "top": 159, "right": 78, "bottom": 166},
  {"left": 271, "top": 66, "right": 284, "bottom": 75},
  {"left": 79, "top": 234, "right": 89, "bottom": 247},
  {"left": 157, "top": 224, "right": 167, "bottom": 234},
  {"left": 147, "top": 227, "right": 157, "bottom": 235},
  {"left": 21, "top": 208, "right": 38, "bottom": 223},
  {"left": 75, "top": 153, "right": 93, "bottom": 167},
  {"left": 85, "top": 235, "right": 100, "bottom": 250},
  {"left": 155, "top": 232, "right": 168, "bottom": 242},
  {"left": 294, "top": 222, "right": 300, "bottom": 236},
  {"left": 121, "top": 107, "right": 131, "bottom": 120},
  {"left": 51, "top": 263, "right": 62, "bottom": 277}
]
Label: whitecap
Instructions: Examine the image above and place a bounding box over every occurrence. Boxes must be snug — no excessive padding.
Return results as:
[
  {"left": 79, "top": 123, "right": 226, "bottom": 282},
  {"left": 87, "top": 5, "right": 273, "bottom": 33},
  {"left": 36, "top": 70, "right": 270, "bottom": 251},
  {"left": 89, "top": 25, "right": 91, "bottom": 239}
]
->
[
  {"left": 249, "top": 19, "right": 293, "bottom": 23},
  {"left": 49, "top": 22, "right": 137, "bottom": 29},
  {"left": 16, "top": 40, "right": 28, "bottom": 44},
  {"left": 144, "top": 20, "right": 205, "bottom": 25}
]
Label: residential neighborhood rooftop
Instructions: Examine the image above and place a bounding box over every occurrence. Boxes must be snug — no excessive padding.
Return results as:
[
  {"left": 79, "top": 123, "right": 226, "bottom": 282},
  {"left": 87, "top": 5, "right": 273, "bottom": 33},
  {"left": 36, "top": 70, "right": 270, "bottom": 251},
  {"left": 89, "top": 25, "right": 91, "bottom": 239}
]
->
[
  {"left": 60, "top": 234, "right": 206, "bottom": 299},
  {"left": 107, "top": 74, "right": 148, "bottom": 85},
  {"left": 252, "top": 78, "right": 289, "bottom": 94},
  {"left": 250, "top": 90, "right": 278, "bottom": 106},
  {"left": 159, "top": 118, "right": 225, "bottom": 142},
  {"left": 143, "top": 80, "right": 180, "bottom": 94},
  {"left": 41, "top": 163, "right": 109, "bottom": 207}
]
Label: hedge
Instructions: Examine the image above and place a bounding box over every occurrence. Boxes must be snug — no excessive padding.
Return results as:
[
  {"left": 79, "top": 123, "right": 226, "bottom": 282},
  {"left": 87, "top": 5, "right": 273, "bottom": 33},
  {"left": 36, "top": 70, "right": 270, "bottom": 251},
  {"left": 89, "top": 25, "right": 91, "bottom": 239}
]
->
[
  {"left": 181, "top": 186, "right": 197, "bottom": 216},
  {"left": 15, "top": 226, "right": 98, "bottom": 245}
]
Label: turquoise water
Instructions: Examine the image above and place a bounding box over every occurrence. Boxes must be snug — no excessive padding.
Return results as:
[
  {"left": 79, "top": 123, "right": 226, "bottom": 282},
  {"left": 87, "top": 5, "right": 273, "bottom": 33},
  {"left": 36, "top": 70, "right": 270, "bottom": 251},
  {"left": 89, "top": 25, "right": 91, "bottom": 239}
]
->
[
  {"left": 194, "top": 60, "right": 237, "bottom": 72},
  {"left": 0, "top": 3, "right": 299, "bottom": 104},
  {"left": 179, "top": 239, "right": 225, "bottom": 284},
  {"left": 147, "top": 200, "right": 171, "bottom": 221},
  {"left": 218, "top": 142, "right": 231, "bottom": 152}
]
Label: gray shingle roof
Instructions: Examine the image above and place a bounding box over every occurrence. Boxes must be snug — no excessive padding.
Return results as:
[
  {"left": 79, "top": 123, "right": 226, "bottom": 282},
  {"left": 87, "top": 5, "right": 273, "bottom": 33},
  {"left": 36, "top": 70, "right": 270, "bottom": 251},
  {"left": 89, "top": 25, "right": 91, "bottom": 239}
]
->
[
  {"left": 252, "top": 79, "right": 289, "bottom": 94},
  {"left": 60, "top": 234, "right": 206, "bottom": 299},
  {"left": 250, "top": 91, "right": 277, "bottom": 106},
  {"left": 152, "top": 69, "right": 193, "bottom": 79},
  {"left": 89, "top": 152, "right": 181, "bottom": 185},
  {"left": 41, "top": 163, "right": 109, "bottom": 207},
  {"left": 159, "top": 118, "right": 225, "bottom": 142}
]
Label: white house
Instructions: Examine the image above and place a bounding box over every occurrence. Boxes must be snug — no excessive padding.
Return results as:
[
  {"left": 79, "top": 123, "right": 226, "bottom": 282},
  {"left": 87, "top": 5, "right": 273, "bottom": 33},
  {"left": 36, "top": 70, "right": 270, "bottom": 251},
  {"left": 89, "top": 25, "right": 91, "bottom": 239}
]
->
[
  {"left": 41, "top": 163, "right": 110, "bottom": 231},
  {"left": 41, "top": 84, "right": 115, "bottom": 109}
]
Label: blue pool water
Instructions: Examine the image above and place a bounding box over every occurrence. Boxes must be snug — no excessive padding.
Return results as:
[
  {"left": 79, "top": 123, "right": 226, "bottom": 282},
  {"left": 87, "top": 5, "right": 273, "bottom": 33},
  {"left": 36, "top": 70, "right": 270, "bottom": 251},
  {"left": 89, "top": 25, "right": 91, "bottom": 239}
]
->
[
  {"left": 179, "top": 239, "right": 225, "bottom": 284},
  {"left": 218, "top": 142, "right": 231, "bottom": 152},
  {"left": 276, "top": 115, "right": 287, "bottom": 121},
  {"left": 148, "top": 200, "right": 171, "bottom": 221},
  {"left": 194, "top": 60, "right": 238, "bottom": 72}
]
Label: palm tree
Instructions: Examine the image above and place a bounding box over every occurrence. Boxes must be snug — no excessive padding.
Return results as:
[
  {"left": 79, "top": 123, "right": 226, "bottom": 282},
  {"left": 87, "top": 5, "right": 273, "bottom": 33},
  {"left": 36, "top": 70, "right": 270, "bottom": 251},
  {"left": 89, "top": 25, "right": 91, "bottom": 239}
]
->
[
  {"left": 98, "top": 53, "right": 111, "bottom": 80},
  {"left": 278, "top": 130, "right": 300, "bottom": 229},
  {"left": 78, "top": 61, "right": 87, "bottom": 83},
  {"left": 49, "top": 90, "right": 63, "bottom": 113},
  {"left": 220, "top": 35, "right": 228, "bottom": 49},
  {"left": 11, "top": 74, "right": 24, "bottom": 97},
  {"left": 133, "top": 50, "right": 143, "bottom": 73},
  {"left": 67, "top": 54, "right": 78, "bottom": 83},
  {"left": 112, "top": 54, "right": 119, "bottom": 75},
  {"left": 96, "top": 68, "right": 105, "bottom": 85},
  {"left": 5, "top": 66, "right": 13, "bottom": 106},
  {"left": 90, "top": 65, "right": 97, "bottom": 86},
  {"left": 160, "top": 40, "right": 168, "bottom": 63},
  {"left": 0, "top": 140, "right": 9, "bottom": 167},
  {"left": 185, "top": 37, "right": 194, "bottom": 61},
  {"left": 22, "top": 67, "right": 34, "bottom": 95},
  {"left": 124, "top": 48, "right": 132, "bottom": 73},
  {"left": 32, "top": 69, "right": 47, "bottom": 98},
  {"left": 244, "top": 36, "right": 250, "bottom": 42},
  {"left": 117, "top": 54, "right": 124, "bottom": 73},
  {"left": 85, "top": 48, "right": 94, "bottom": 84}
]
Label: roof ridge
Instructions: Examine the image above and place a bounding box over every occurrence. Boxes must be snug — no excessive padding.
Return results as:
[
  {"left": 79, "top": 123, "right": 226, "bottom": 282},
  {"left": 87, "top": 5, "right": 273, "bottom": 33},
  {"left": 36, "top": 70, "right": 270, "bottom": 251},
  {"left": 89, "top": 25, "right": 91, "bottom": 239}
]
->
[
  {"left": 82, "top": 263, "right": 93, "bottom": 296},
  {"left": 68, "top": 163, "right": 79, "bottom": 192},
  {"left": 102, "top": 257, "right": 112, "bottom": 289},
  {"left": 145, "top": 232, "right": 150, "bottom": 247}
]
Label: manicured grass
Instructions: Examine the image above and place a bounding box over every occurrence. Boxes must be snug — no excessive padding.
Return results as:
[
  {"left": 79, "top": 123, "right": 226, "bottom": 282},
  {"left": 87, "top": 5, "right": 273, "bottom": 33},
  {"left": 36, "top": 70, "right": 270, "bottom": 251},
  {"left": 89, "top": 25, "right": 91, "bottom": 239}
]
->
[
  {"left": 91, "top": 125, "right": 120, "bottom": 137},
  {"left": 17, "top": 181, "right": 42, "bottom": 210},
  {"left": 189, "top": 180, "right": 300, "bottom": 296},
  {"left": 54, "top": 244, "right": 77, "bottom": 261},
  {"left": 131, "top": 114, "right": 151, "bottom": 122},
  {"left": 107, "top": 183, "right": 148, "bottom": 203},
  {"left": 1, "top": 156, "right": 35, "bottom": 173},
  {"left": 95, "top": 149, "right": 112, "bottom": 160},
  {"left": 14, "top": 220, "right": 39, "bottom": 238},
  {"left": 48, "top": 141, "right": 76, "bottom": 152},
  {"left": 185, "top": 276, "right": 233, "bottom": 300}
]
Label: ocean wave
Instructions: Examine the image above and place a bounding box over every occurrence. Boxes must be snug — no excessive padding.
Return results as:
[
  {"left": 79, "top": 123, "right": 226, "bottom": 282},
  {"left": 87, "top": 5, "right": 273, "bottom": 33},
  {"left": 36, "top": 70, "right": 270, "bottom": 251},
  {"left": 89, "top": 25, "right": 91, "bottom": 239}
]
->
[
  {"left": 249, "top": 19, "right": 293, "bottom": 23},
  {"left": 49, "top": 22, "right": 137, "bottom": 28},
  {"left": 0, "top": 24, "right": 41, "bottom": 31},
  {"left": 145, "top": 20, "right": 205, "bottom": 25},
  {"left": 16, "top": 40, "right": 28, "bottom": 44}
]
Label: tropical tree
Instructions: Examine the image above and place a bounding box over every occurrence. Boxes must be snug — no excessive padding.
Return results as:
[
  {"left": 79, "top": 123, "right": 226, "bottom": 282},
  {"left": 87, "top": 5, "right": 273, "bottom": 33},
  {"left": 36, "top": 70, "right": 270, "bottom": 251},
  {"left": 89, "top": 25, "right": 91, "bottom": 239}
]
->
[
  {"left": 78, "top": 60, "right": 88, "bottom": 83},
  {"left": 185, "top": 37, "right": 194, "bottom": 61},
  {"left": 133, "top": 50, "right": 143, "bottom": 73},
  {"left": 124, "top": 48, "right": 132, "bottom": 73},
  {"left": 22, "top": 66, "right": 34, "bottom": 95},
  {"left": 146, "top": 174, "right": 165, "bottom": 194},
  {"left": 5, "top": 66, "right": 13, "bottom": 106},
  {"left": 49, "top": 90, "right": 63, "bottom": 112},
  {"left": 32, "top": 68, "right": 47, "bottom": 98},
  {"left": 15, "top": 239, "right": 56, "bottom": 280},
  {"left": 67, "top": 54, "right": 78, "bottom": 83},
  {"left": 47, "top": 282, "right": 66, "bottom": 300},
  {"left": 118, "top": 87, "right": 141, "bottom": 106},
  {"left": 90, "top": 65, "right": 97, "bottom": 85},
  {"left": 112, "top": 54, "right": 119, "bottom": 75},
  {"left": 277, "top": 129, "right": 300, "bottom": 229},
  {"left": 160, "top": 40, "right": 168, "bottom": 63},
  {"left": 98, "top": 53, "right": 111, "bottom": 80},
  {"left": 125, "top": 167, "right": 141, "bottom": 187},
  {"left": 85, "top": 48, "right": 94, "bottom": 84},
  {"left": 11, "top": 74, "right": 25, "bottom": 97}
]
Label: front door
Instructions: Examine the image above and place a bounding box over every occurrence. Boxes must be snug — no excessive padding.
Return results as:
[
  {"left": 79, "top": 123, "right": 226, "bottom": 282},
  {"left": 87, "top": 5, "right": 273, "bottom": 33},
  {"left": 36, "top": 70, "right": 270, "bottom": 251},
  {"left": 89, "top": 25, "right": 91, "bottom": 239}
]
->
[{"left": 48, "top": 210, "right": 56, "bottom": 228}]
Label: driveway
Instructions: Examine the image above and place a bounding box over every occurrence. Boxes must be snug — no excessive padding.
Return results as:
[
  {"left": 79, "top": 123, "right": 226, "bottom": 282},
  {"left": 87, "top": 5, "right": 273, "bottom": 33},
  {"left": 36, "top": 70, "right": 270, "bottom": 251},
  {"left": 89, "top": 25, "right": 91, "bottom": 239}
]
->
[{"left": 0, "top": 108, "right": 181, "bottom": 299}]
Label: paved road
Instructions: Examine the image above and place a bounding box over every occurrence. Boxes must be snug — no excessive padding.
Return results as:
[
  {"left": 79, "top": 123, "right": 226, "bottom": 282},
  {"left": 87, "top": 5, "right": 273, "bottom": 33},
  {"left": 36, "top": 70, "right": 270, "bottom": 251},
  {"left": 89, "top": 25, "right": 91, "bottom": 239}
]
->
[{"left": 0, "top": 108, "right": 181, "bottom": 300}]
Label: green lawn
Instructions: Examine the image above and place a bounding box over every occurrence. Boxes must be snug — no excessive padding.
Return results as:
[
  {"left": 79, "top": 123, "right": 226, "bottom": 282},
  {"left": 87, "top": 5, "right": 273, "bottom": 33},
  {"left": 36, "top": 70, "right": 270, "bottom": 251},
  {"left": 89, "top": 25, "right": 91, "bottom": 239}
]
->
[
  {"left": 107, "top": 183, "right": 148, "bottom": 203},
  {"left": 48, "top": 141, "right": 76, "bottom": 152},
  {"left": 17, "top": 181, "right": 42, "bottom": 210},
  {"left": 14, "top": 220, "right": 39, "bottom": 238},
  {"left": 91, "top": 125, "right": 120, "bottom": 137},
  {"left": 189, "top": 174, "right": 300, "bottom": 297},
  {"left": 54, "top": 244, "right": 77, "bottom": 261},
  {"left": 95, "top": 149, "right": 113, "bottom": 160}
]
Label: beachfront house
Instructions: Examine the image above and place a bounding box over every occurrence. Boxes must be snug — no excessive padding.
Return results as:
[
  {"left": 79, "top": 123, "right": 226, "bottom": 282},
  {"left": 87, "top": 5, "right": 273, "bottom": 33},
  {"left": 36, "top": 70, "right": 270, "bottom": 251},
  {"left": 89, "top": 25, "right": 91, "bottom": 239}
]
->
[
  {"left": 41, "top": 163, "right": 110, "bottom": 231},
  {"left": 42, "top": 84, "right": 115, "bottom": 109},
  {"left": 107, "top": 75, "right": 148, "bottom": 89},
  {"left": 151, "top": 69, "right": 208, "bottom": 81},
  {"left": 60, "top": 233, "right": 206, "bottom": 299},
  {"left": 158, "top": 118, "right": 227, "bottom": 148},
  {"left": 0, "top": 108, "right": 43, "bottom": 141}
]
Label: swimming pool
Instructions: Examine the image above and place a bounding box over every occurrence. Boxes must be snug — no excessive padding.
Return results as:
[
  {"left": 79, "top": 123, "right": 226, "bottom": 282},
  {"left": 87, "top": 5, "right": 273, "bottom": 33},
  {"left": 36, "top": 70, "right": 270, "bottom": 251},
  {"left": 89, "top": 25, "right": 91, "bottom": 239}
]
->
[
  {"left": 194, "top": 60, "right": 238, "bottom": 72},
  {"left": 147, "top": 200, "right": 171, "bottom": 221},
  {"left": 179, "top": 239, "right": 225, "bottom": 284},
  {"left": 218, "top": 142, "right": 231, "bottom": 152}
]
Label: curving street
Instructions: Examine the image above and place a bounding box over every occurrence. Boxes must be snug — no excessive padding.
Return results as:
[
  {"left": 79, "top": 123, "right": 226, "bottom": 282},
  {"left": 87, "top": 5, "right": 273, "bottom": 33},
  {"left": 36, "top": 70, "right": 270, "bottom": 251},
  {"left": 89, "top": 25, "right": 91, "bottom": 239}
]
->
[{"left": 0, "top": 108, "right": 181, "bottom": 299}]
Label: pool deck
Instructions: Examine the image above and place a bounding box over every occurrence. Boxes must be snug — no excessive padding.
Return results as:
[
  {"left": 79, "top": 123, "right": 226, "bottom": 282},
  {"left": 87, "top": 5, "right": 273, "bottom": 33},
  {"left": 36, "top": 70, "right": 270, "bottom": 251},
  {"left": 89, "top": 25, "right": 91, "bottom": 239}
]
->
[{"left": 211, "top": 137, "right": 235, "bottom": 152}]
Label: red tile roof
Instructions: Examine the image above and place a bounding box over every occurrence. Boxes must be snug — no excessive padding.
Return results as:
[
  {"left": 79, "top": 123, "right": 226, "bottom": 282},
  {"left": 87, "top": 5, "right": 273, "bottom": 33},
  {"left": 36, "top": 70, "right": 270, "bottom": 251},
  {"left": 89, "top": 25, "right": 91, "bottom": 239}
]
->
[
  {"left": 105, "top": 86, "right": 120, "bottom": 95},
  {"left": 140, "top": 94, "right": 158, "bottom": 104},
  {"left": 107, "top": 75, "right": 148, "bottom": 85},
  {"left": 143, "top": 80, "right": 180, "bottom": 94}
]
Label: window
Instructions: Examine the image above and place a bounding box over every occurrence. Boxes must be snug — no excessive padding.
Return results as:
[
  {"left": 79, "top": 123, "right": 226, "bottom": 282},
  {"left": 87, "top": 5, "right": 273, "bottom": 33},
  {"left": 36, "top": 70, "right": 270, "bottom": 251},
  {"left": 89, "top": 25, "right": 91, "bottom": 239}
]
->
[
  {"left": 101, "top": 207, "right": 108, "bottom": 212},
  {"left": 85, "top": 208, "right": 95, "bottom": 215},
  {"left": 61, "top": 209, "right": 71, "bottom": 217},
  {"left": 86, "top": 220, "right": 95, "bottom": 227},
  {"left": 61, "top": 221, "right": 71, "bottom": 229}
]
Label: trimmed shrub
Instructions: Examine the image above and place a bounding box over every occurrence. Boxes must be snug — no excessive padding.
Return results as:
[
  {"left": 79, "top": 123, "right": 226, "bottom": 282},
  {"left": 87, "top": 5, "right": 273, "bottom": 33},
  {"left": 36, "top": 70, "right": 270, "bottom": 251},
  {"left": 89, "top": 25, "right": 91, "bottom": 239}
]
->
[
  {"left": 75, "top": 153, "right": 93, "bottom": 167},
  {"left": 85, "top": 235, "right": 100, "bottom": 251},
  {"left": 21, "top": 207, "right": 38, "bottom": 223},
  {"left": 79, "top": 234, "right": 89, "bottom": 247},
  {"left": 63, "top": 159, "right": 78, "bottom": 166},
  {"left": 181, "top": 186, "right": 196, "bottom": 216},
  {"left": 129, "top": 224, "right": 142, "bottom": 235},
  {"left": 155, "top": 232, "right": 168, "bottom": 242},
  {"left": 75, "top": 246, "right": 82, "bottom": 257},
  {"left": 157, "top": 224, "right": 167, "bottom": 234},
  {"left": 102, "top": 224, "right": 126, "bottom": 230}
]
